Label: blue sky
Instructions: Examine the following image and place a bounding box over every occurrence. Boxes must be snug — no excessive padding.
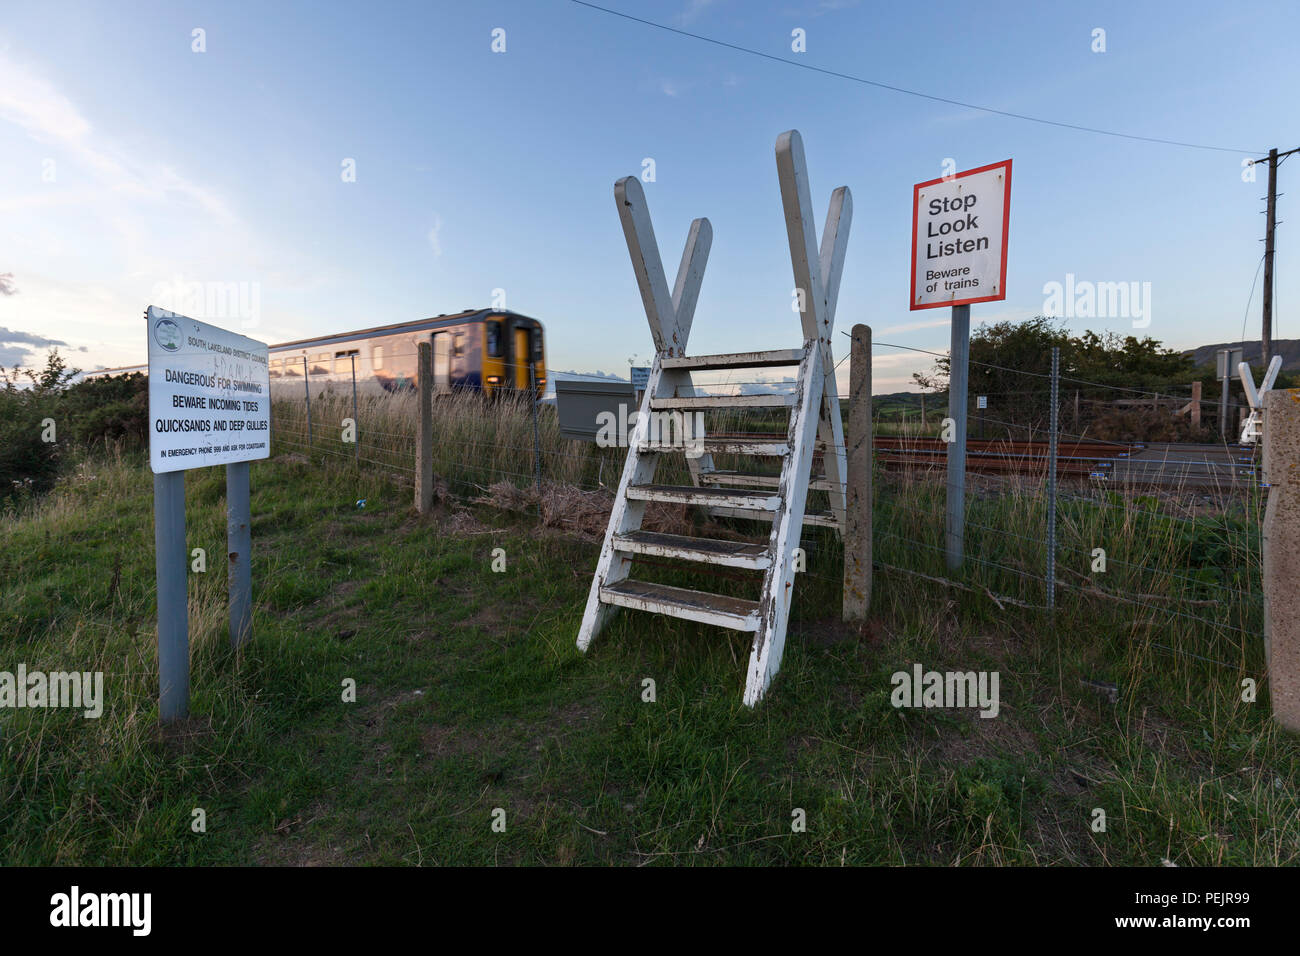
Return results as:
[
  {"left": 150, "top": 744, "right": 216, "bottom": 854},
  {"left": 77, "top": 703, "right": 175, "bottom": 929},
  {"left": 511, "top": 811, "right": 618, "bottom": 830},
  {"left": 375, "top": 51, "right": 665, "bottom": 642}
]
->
[{"left": 0, "top": 0, "right": 1295, "bottom": 391}]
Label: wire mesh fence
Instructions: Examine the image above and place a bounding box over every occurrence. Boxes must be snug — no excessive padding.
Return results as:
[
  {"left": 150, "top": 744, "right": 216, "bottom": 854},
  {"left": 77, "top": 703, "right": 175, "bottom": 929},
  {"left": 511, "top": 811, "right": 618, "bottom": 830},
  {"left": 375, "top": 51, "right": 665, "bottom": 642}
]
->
[{"left": 267, "top": 341, "right": 1265, "bottom": 676}]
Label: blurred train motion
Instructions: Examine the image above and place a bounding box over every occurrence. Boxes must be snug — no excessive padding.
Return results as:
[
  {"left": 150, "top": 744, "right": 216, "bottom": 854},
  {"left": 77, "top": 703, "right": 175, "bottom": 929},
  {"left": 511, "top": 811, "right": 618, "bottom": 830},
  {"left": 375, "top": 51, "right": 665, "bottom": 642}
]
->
[{"left": 84, "top": 309, "right": 547, "bottom": 399}]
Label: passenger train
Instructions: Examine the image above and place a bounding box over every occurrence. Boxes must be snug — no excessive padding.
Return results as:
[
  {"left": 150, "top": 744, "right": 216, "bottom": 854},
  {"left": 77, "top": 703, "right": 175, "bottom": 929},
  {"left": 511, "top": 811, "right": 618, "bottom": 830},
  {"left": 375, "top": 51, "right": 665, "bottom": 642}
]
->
[{"left": 84, "top": 309, "right": 547, "bottom": 399}]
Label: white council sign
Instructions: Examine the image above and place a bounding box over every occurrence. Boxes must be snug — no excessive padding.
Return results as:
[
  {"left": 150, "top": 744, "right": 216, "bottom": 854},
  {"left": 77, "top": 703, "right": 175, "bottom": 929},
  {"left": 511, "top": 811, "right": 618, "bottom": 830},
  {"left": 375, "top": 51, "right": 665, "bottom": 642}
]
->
[
  {"left": 147, "top": 305, "right": 271, "bottom": 474},
  {"left": 910, "top": 159, "right": 1011, "bottom": 310}
]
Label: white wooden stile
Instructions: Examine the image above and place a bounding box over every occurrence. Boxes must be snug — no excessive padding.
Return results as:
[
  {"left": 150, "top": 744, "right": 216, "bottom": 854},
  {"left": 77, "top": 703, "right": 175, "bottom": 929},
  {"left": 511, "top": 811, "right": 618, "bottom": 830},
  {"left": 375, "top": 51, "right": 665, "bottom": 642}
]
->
[
  {"left": 577, "top": 131, "right": 853, "bottom": 707},
  {"left": 1239, "top": 356, "right": 1283, "bottom": 444}
]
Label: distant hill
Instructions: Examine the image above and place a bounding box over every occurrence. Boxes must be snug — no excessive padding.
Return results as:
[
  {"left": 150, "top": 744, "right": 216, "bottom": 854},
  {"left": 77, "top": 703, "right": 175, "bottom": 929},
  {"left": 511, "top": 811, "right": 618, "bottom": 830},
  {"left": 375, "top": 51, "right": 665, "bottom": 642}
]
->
[{"left": 1183, "top": 339, "right": 1300, "bottom": 370}]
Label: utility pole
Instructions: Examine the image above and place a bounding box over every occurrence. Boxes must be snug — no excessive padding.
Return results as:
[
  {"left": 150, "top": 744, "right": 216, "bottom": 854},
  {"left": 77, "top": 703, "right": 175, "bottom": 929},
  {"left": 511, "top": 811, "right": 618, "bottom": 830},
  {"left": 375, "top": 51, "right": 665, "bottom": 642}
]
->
[
  {"left": 1263, "top": 147, "right": 1278, "bottom": 367},
  {"left": 1254, "top": 146, "right": 1299, "bottom": 368}
]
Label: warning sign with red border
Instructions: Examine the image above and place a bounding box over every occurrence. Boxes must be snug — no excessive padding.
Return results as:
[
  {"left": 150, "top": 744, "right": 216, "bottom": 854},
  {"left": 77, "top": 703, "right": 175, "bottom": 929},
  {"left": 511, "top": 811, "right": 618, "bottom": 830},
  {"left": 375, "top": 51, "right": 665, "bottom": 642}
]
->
[{"left": 910, "top": 160, "right": 1011, "bottom": 310}]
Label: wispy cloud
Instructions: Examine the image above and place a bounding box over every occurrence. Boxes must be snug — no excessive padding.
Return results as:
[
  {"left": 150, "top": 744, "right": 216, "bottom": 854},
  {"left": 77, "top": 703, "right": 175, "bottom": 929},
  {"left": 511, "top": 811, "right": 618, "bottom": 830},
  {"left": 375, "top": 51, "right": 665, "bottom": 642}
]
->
[
  {"left": 0, "top": 55, "right": 236, "bottom": 225},
  {"left": 428, "top": 215, "right": 444, "bottom": 257},
  {"left": 0, "top": 273, "right": 17, "bottom": 296},
  {"left": 676, "top": 0, "right": 720, "bottom": 26},
  {"left": 0, "top": 325, "right": 68, "bottom": 348}
]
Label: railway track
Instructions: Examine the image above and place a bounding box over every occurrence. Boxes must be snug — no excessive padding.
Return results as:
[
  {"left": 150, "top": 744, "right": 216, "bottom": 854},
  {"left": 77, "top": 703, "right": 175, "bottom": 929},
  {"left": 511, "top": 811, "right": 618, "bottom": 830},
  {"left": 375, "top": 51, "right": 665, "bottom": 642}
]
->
[
  {"left": 874, "top": 436, "right": 1261, "bottom": 488},
  {"left": 706, "top": 433, "right": 1261, "bottom": 488}
]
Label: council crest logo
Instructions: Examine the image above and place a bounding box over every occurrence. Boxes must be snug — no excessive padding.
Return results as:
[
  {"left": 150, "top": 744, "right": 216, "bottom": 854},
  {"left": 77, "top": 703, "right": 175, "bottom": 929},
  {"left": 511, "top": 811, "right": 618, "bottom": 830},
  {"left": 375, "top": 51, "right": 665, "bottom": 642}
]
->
[{"left": 153, "top": 317, "right": 181, "bottom": 352}]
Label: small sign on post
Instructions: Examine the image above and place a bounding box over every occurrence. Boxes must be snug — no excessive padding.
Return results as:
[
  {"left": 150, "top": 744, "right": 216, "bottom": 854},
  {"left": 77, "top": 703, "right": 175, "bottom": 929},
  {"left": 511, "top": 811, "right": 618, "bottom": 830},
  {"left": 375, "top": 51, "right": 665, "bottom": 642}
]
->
[
  {"left": 630, "top": 365, "right": 650, "bottom": 406},
  {"left": 148, "top": 305, "right": 270, "bottom": 723},
  {"left": 910, "top": 160, "right": 1012, "bottom": 570}
]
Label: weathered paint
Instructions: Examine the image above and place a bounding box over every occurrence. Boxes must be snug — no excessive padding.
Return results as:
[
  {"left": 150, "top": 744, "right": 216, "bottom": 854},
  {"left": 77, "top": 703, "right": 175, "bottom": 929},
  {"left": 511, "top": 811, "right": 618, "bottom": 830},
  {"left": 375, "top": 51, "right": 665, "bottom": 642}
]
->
[
  {"left": 661, "top": 349, "right": 805, "bottom": 370},
  {"left": 613, "top": 530, "right": 771, "bottom": 570},
  {"left": 746, "top": 339, "right": 822, "bottom": 706},
  {"left": 626, "top": 483, "right": 780, "bottom": 511},
  {"left": 579, "top": 130, "right": 852, "bottom": 712},
  {"left": 600, "top": 580, "right": 760, "bottom": 631},
  {"left": 650, "top": 393, "right": 796, "bottom": 410},
  {"left": 776, "top": 130, "right": 852, "bottom": 531}
]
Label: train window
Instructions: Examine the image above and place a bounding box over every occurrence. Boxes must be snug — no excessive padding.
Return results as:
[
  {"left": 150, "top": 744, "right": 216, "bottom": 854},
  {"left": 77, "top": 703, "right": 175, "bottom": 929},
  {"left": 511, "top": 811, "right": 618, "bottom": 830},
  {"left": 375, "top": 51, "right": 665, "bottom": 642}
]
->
[
  {"left": 453, "top": 331, "right": 464, "bottom": 357},
  {"left": 372, "top": 347, "right": 384, "bottom": 370},
  {"left": 334, "top": 349, "right": 359, "bottom": 373},
  {"left": 531, "top": 328, "right": 543, "bottom": 360},
  {"left": 486, "top": 320, "right": 503, "bottom": 357}
]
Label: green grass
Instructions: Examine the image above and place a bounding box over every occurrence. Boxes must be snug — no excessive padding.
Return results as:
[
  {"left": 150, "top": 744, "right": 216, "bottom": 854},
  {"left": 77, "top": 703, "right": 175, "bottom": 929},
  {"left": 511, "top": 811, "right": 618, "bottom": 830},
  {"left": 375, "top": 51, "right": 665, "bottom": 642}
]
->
[{"left": 0, "top": 430, "right": 1295, "bottom": 866}]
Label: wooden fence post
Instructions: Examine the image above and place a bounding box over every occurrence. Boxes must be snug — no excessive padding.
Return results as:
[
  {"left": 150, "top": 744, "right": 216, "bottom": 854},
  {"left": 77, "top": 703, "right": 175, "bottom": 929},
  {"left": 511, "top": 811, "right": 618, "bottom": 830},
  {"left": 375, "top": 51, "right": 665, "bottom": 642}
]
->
[
  {"left": 1190, "top": 380, "right": 1202, "bottom": 429},
  {"left": 843, "top": 323, "right": 871, "bottom": 620},
  {"left": 1264, "top": 389, "right": 1300, "bottom": 731},
  {"left": 415, "top": 341, "right": 434, "bottom": 513}
]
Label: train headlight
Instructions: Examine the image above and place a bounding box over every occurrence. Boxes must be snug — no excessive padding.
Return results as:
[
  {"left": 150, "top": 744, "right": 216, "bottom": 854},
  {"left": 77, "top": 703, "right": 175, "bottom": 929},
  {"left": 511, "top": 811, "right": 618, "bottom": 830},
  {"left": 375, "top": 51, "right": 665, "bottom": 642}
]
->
[{"left": 487, "top": 375, "right": 502, "bottom": 385}]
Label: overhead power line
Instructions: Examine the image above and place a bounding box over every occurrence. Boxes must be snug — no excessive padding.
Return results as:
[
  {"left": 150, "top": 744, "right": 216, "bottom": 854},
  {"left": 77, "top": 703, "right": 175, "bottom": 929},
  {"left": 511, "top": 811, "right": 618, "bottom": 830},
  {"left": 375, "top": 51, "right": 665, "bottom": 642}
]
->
[{"left": 570, "top": 0, "right": 1265, "bottom": 155}]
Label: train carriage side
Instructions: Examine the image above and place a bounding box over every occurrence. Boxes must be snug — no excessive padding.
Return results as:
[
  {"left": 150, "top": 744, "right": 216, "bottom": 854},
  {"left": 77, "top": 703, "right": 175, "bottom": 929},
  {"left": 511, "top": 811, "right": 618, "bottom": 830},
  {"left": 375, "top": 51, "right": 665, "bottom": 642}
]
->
[
  {"left": 94, "top": 310, "right": 545, "bottom": 400},
  {"left": 481, "top": 312, "right": 546, "bottom": 398}
]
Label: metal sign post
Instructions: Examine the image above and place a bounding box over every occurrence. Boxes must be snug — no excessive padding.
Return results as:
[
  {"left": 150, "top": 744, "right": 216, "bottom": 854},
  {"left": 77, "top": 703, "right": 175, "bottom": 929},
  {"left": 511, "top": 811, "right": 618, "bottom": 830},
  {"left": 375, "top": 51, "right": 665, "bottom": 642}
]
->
[
  {"left": 910, "top": 160, "right": 1013, "bottom": 570},
  {"left": 154, "top": 470, "right": 189, "bottom": 721},
  {"left": 946, "top": 304, "right": 970, "bottom": 569},
  {"left": 147, "top": 305, "right": 270, "bottom": 721},
  {"left": 1218, "top": 347, "right": 1243, "bottom": 439}
]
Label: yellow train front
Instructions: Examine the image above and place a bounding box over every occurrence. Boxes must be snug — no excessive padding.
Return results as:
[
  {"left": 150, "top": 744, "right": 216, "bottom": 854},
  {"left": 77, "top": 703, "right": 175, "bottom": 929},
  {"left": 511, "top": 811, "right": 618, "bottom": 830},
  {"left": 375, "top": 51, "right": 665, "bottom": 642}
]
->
[{"left": 267, "top": 309, "right": 547, "bottom": 399}]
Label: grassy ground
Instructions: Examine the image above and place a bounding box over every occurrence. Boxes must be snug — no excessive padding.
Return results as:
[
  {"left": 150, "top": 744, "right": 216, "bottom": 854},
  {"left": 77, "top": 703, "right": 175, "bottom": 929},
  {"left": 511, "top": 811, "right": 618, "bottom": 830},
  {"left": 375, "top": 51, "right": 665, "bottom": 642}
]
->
[{"left": 1, "top": 410, "right": 1294, "bottom": 865}]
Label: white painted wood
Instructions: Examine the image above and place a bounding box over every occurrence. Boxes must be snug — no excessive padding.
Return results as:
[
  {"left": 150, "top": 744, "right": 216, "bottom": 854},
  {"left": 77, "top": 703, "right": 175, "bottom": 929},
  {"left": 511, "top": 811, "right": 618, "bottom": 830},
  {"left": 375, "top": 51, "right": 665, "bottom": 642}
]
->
[
  {"left": 637, "top": 439, "right": 790, "bottom": 457},
  {"left": 626, "top": 483, "right": 780, "bottom": 511},
  {"left": 708, "top": 506, "right": 838, "bottom": 528},
  {"left": 701, "top": 471, "right": 835, "bottom": 491},
  {"left": 613, "top": 530, "right": 771, "bottom": 570},
  {"left": 650, "top": 393, "right": 795, "bottom": 410},
  {"left": 775, "top": 130, "right": 852, "bottom": 532},
  {"left": 581, "top": 129, "right": 853, "bottom": 709},
  {"left": 612, "top": 175, "right": 716, "bottom": 486},
  {"left": 745, "top": 339, "right": 824, "bottom": 706},
  {"left": 1239, "top": 355, "right": 1284, "bottom": 444},
  {"left": 576, "top": 355, "right": 663, "bottom": 652},
  {"left": 600, "top": 580, "right": 760, "bottom": 631},
  {"left": 661, "top": 349, "right": 805, "bottom": 370},
  {"left": 580, "top": 178, "right": 722, "bottom": 654}
]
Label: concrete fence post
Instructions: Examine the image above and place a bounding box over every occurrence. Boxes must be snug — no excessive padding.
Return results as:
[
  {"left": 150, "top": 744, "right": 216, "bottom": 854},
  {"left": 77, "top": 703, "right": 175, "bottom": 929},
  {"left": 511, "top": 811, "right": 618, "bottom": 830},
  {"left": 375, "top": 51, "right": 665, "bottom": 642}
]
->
[
  {"left": 1264, "top": 389, "right": 1300, "bottom": 732},
  {"left": 416, "top": 341, "right": 434, "bottom": 513},
  {"left": 843, "top": 324, "right": 872, "bottom": 620}
]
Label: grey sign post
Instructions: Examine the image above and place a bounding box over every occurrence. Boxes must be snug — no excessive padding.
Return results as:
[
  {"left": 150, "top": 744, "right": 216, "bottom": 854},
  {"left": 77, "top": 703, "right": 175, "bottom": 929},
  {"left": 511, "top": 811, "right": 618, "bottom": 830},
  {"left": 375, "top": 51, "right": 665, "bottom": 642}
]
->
[
  {"left": 147, "top": 306, "right": 270, "bottom": 722},
  {"left": 154, "top": 470, "right": 189, "bottom": 721},
  {"left": 946, "top": 304, "right": 970, "bottom": 569},
  {"left": 227, "top": 461, "right": 252, "bottom": 648},
  {"left": 910, "top": 159, "right": 1011, "bottom": 572},
  {"left": 1218, "top": 347, "right": 1243, "bottom": 439}
]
